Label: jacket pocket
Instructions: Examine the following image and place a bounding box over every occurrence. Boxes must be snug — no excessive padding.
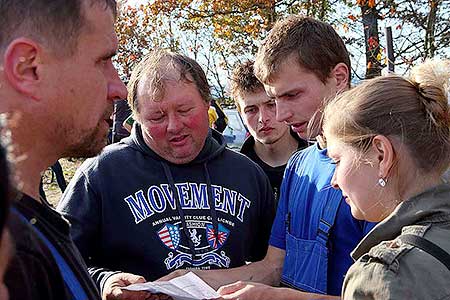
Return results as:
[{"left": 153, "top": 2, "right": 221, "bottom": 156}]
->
[{"left": 281, "top": 232, "right": 328, "bottom": 294}]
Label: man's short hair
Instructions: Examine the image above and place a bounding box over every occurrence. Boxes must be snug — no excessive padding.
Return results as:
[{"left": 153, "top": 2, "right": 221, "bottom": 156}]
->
[
  {"left": 254, "top": 15, "right": 351, "bottom": 85},
  {"left": 229, "top": 61, "right": 265, "bottom": 112},
  {"left": 0, "top": 0, "right": 117, "bottom": 56},
  {"left": 127, "top": 49, "right": 211, "bottom": 117}
]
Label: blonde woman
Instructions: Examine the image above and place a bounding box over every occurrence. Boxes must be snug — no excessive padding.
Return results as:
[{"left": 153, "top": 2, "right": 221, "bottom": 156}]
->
[{"left": 323, "top": 59, "right": 450, "bottom": 299}]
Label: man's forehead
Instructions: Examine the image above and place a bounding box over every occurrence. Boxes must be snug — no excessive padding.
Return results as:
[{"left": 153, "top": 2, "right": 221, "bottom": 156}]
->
[
  {"left": 136, "top": 75, "right": 160, "bottom": 102},
  {"left": 136, "top": 75, "right": 173, "bottom": 101},
  {"left": 242, "top": 90, "right": 270, "bottom": 105},
  {"left": 263, "top": 79, "right": 288, "bottom": 98},
  {"left": 81, "top": 1, "right": 116, "bottom": 41}
]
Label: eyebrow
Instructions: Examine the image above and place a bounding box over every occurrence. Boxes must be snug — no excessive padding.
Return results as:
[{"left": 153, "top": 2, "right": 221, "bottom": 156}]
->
[
  {"left": 278, "top": 87, "right": 302, "bottom": 98},
  {"left": 268, "top": 86, "right": 301, "bottom": 99}
]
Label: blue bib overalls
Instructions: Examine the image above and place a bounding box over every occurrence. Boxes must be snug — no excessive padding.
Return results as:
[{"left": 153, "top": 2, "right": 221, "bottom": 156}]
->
[{"left": 280, "top": 189, "right": 342, "bottom": 294}]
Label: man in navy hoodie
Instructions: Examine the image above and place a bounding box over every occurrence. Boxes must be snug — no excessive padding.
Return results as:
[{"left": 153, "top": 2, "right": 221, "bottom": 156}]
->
[{"left": 58, "top": 49, "right": 276, "bottom": 300}]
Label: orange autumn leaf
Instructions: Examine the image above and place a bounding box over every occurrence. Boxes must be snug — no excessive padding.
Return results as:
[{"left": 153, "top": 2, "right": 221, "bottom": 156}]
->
[{"left": 342, "top": 23, "right": 349, "bottom": 33}]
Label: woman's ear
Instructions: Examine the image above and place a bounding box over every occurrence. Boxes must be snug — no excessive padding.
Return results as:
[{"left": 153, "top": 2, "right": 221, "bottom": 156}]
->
[{"left": 371, "top": 135, "right": 395, "bottom": 179}]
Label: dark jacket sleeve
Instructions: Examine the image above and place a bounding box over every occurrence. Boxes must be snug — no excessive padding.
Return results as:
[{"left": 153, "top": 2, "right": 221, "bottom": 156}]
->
[
  {"left": 6, "top": 215, "right": 69, "bottom": 300},
  {"left": 57, "top": 165, "right": 117, "bottom": 291},
  {"left": 249, "top": 172, "right": 276, "bottom": 261}
]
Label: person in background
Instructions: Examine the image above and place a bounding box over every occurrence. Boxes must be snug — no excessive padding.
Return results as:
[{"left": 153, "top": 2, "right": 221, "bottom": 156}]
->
[
  {"left": 112, "top": 99, "right": 132, "bottom": 143},
  {"left": 123, "top": 113, "right": 134, "bottom": 133},
  {"left": 208, "top": 104, "right": 219, "bottom": 127},
  {"left": 58, "top": 49, "right": 276, "bottom": 300},
  {"left": 230, "top": 61, "right": 307, "bottom": 202},
  {"left": 39, "top": 160, "right": 67, "bottom": 201},
  {"left": 323, "top": 59, "right": 450, "bottom": 300},
  {"left": 0, "top": 0, "right": 128, "bottom": 299},
  {"left": 210, "top": 99, "right": 228, "bottom": 133}
]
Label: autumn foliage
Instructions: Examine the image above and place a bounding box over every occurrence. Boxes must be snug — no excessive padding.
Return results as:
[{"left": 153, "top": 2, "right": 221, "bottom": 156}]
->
[{"left": 114, "top": 0, "right": 449, "bottom": 86}]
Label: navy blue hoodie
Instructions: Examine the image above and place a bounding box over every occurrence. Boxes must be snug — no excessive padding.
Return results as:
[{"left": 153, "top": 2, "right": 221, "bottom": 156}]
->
[{"left": 58, "top": 124, "right": 275, "bottom": 291}]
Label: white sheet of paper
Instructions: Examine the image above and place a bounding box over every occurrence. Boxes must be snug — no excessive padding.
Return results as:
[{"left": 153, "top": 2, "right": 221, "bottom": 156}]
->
[{"left": 123, "top": 272, "right": 221, "bottom": 300}]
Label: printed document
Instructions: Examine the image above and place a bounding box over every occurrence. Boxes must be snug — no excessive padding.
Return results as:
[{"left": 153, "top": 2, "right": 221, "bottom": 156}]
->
[{"left": 124, "top": 272, "right": 220, "bottom": 300}]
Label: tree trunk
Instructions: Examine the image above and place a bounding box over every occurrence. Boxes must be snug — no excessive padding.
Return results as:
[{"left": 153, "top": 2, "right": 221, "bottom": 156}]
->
[
  {"left": 424, "top": 0, "right": 440, "bottom": 58},
  {"left": 360, "top": 2, "right": 382, "bottom": 79}
]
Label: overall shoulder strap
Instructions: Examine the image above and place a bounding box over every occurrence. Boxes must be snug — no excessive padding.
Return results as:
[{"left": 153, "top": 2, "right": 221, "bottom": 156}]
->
[
  {"left": 399, "top": 234, "right": 450, "bottom": 271},
  {"left": 316, "top": 190, "right": 342, "bottom": 245}
]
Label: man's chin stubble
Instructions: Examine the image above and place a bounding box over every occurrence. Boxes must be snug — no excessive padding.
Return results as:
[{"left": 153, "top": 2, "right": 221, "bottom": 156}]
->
[{"left": 62, "top": 126, "right": 108, "bottom": 158}]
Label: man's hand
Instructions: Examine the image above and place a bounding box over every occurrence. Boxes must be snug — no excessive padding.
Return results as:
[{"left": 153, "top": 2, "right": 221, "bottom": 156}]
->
[
  {"left": 156, "top": 269, "right": 190, "bottom": 282},
  {"left": 218, "top": 281, "right": 276, "bottom": 300},
  {"left": 102, "top": 272, "right": 151, "bottom": 300}
]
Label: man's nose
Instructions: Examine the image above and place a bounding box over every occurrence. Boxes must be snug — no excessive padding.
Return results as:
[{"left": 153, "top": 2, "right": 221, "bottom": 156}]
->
[
  {"left": 167, "top": 114, "right": 183, "bottom": 132},
  {"left": 108, "top": 68, "right": 128, "bottom": 101},
  {"left": 275, "top": 102, "right": 292, "bottom": 123},
  {"left": 258, "top": 110, "right": 270, "bottom": 124}
]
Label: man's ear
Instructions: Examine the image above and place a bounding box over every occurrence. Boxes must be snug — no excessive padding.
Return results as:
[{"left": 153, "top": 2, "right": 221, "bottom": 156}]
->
[
  {"left": 3, "top": 38, "right": 42, "bottom": 100},
  {"left": 371, "top": 135, "right": 395, "bottom": 179},
  {"left": 330, "top": 62, "right": 349, "bottom": 92}
]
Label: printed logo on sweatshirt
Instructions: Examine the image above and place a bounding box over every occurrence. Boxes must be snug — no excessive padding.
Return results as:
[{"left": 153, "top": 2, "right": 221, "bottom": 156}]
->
[
  {"left": 157, "top": 223, "right": 180, "bottom": 250},
  {"left": 206, "top": 223, "right": 229, "bottom": 249},
  {"left": 123, "top": 182, "right": 251, "bottom": 225},
  {"left": 124, "top": 182, "right": 252, "bottom": 271},
  {"left": 157, "top": 222, "right": 231, "bottom": 270}
]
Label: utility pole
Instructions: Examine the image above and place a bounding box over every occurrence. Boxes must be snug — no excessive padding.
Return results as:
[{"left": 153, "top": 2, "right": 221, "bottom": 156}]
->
[{"left": 385, "top": 26, "right": 395, "bottom": 73}]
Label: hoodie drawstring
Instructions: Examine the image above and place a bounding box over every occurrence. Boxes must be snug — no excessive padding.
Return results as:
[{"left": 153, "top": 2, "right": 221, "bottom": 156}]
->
[
  {"left": 160, "top": 161, "right": 220, "bottom": 261},
  {"left": 161, "top": 162, "right": 197, "bottom": 258},
  {"left": 204, "top": 163, "right": 219, "bottom": 243}
]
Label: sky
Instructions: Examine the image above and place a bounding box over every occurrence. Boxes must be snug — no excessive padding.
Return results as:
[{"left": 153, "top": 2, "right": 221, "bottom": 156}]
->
[
  {"left": 125, "top": 0, "right": 146, "bottom": 5},
  {"left": 119, "top": 0, "right": 449, "bottom": 91}
]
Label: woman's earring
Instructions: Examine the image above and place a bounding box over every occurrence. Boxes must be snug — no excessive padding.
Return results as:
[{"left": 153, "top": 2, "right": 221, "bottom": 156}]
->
[{"left": 378, "top": 178, "right": 386, "bottom": 187}]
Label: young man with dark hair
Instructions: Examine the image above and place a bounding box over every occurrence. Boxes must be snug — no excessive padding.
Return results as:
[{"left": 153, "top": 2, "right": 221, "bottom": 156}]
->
[
  {"left": 0, "top": 1, "right": 127, "bottom": 299},
  {"left": 58, "top": 49, "right": 275, "bottom": 300},
  {"left": 230, "top": 61, "right": 307, "bottom": 201}
]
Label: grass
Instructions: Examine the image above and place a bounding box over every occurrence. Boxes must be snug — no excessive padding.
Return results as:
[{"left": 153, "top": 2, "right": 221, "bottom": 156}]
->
[{"left": 42, "top": 158, "right": 85, "bottom": 207}]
